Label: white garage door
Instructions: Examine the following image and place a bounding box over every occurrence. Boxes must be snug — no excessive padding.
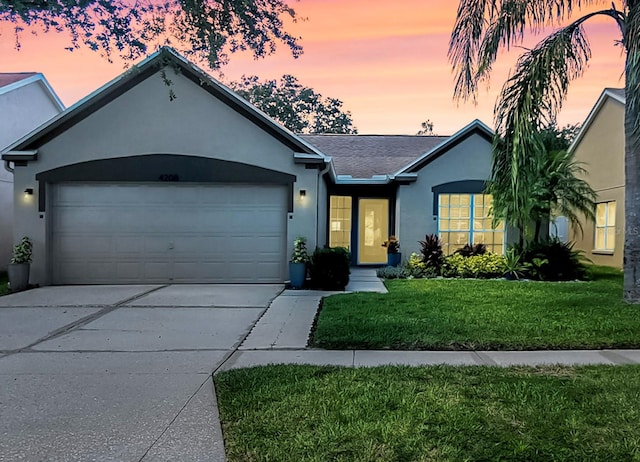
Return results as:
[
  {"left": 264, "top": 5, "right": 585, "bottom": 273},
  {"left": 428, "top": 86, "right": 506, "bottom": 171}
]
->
[{"left": 51, "top": 183, "right": 288, "bottom": 284}]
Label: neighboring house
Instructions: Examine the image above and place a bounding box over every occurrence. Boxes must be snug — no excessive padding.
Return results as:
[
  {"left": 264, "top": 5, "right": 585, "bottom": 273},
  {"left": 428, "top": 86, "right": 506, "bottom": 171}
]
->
[
  {"left": 568, "top": 88, "right": 625, "bottom": 268},
  {"left": 2, "top": 48, "right": 507, "bottom": 286},
  {"left": 0, "top": 73, "right": 64, "bottom": 271}
]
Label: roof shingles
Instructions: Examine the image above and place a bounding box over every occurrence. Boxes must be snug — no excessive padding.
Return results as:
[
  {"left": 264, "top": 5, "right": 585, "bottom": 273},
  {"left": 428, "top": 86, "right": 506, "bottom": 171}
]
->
[{"left": 301, "top": 134, "right": 449, "bottom": 178}]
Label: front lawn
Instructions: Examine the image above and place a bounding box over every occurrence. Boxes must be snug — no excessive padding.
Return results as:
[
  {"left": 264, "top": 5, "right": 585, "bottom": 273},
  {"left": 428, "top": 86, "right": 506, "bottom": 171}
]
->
[
  {"left": 310, "top": 266, "right": 640, "bottom": 350},
  {"left": 0, "top": 271, "right": 8, "bottom": 296},
  {"left": 216, "top": 364, "right": 640, "bottom": 462}
]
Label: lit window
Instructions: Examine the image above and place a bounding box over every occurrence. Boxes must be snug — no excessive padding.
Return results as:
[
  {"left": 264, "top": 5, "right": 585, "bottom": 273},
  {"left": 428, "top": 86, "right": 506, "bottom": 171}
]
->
[
  {"left": 329, "top": 196, "right": 352, "bottom": 249},
  {"left": 595, "top": 201, "right": 616, "bottom": 251},
  {"left": 438, "top": 193, "right": 504, "bottom": 254}
]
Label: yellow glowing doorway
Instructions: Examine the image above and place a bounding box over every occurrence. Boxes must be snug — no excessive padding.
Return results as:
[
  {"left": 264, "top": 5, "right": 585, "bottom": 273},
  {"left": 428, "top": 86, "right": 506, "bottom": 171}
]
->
[{"left": 358, "top": 198, "right": 389, "bottom": 264}]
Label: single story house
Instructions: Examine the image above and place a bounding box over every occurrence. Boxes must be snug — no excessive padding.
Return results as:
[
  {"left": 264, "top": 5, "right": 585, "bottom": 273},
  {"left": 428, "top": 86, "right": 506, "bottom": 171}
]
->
[
  {"left": 2, "top": 47, "right": 507, "bottom": 285},
  {"left": 0, "top": 73, "right": 64, "bottom": 271},
  {"left": 568, "top": 88, "right": 625, "bottom": 268}
]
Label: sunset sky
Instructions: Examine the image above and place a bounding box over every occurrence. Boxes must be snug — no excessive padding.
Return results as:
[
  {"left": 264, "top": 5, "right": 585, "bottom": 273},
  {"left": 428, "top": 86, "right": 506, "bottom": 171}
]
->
[{"left": 0, "top": 0, "right": 627, "bottom": 135}]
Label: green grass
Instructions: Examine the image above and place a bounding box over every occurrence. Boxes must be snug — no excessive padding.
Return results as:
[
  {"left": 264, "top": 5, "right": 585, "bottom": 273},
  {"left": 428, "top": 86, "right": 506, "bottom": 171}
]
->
[
  {"left": 216, "top": 364, "right": 640, "bottom": 462},
  {"left": 0, "top": 271, "right": 8, "bottom": 296},
  {"left": 310, "top": 266, "right": 640, "bottom": 350}
]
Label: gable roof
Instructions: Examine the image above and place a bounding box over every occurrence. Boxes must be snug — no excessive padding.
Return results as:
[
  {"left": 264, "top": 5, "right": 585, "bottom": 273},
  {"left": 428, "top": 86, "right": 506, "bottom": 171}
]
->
[
  {"left": 0, "top": 72, "right": 64, "bottom": 111},
  {"left": 301, "top": 134, "right": 448, "bottom": 178},
  {"left": 5, "top": 48, "right": 325, "bottom": 160},
  {"left": 395, "top": 119, "right": 493, "bottom": 175},
  {"left": 569, "top": 88, "right": 625, "bottom": 153},
  {"left": 300, "top": 119, "right": 493, "bottom": 182}
]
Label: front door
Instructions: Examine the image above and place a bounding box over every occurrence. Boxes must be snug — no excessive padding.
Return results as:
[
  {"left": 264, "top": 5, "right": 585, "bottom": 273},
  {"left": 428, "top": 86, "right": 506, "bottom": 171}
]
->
[{"left": 358, "top": 198, "right": 389, "bottom": 264}]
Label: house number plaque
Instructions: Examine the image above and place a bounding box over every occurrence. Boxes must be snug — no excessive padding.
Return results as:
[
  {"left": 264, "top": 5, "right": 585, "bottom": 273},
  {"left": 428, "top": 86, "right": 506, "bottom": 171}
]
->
[{"left": 159, "top": 174, "right": 180, "bottom": 182}]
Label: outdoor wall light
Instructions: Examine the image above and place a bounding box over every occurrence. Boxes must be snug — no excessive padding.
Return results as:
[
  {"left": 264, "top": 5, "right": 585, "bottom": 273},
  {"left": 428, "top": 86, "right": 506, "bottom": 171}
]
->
[
  {"left": 299, "top": 189, "right": 307, "bottom": 198},
  {"left": 24, "top": 188, "right": 34, "bottom": 196}
]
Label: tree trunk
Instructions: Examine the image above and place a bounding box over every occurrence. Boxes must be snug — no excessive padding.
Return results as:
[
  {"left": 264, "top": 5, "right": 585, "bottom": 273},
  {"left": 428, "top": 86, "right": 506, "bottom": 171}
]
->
[
  {"left": 624, "top": 38, "right": 640, "bottom": 302},
  {"left": 534, "top": 220, "right": 542, "bottom": 244}
]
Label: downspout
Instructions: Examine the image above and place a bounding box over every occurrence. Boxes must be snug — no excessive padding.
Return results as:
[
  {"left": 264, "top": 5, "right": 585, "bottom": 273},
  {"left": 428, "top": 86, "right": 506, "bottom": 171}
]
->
[
  {"left": 316, "top": 159, "right": 332, "bottom": 248},
  {"left": 4, "top": 160, "right": 14, "bottom": 174}
]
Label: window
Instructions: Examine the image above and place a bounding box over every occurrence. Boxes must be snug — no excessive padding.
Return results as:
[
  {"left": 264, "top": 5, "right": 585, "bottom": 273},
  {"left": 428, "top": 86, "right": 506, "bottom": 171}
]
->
[
  {"left": 595, "top": 201, "right": 616, "bottom": 251},
  {"left": 329, "top": 196, "right": 352, "bottom": 249},
  {"left": 438, "top": 193, "right": 504, "bottom": 254}
]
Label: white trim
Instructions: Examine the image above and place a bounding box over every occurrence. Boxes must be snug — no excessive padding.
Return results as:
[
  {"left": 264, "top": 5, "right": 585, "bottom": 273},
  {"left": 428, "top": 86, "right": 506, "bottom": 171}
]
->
[
  {"left": 334, "top": 175, "right": 391, "bottom": 185},
  {"left": 0, "top": 73, "right": 65, "bottom": 111},
  {"left": 3, "top": 150, "right": 38, "bottom": 156},
  {"left": 568, "top": 88, "right": 625, "bottom": 154},
  {"left": 294, "top": 152, "right": 327, "bottom": 164}
]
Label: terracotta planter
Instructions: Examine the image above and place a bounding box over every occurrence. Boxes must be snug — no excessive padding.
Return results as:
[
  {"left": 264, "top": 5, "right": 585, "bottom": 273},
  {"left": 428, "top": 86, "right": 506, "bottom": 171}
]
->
[{"left": 8, "top": 262, "right": 30, "bottom": 292}]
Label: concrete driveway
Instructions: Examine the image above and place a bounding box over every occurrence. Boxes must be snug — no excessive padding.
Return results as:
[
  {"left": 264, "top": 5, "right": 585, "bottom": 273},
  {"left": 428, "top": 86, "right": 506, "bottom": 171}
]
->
[{"left": 0, "top": 284, "right": 282, "bottom": 461}]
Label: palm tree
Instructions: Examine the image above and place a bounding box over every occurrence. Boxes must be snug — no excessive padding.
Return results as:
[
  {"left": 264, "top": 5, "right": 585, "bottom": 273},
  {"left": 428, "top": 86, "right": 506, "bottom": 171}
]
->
[
  {"left": 489, "top": 125, "right": 596, "bottom": 244},
  {"left": 449, "top": 1, "right": 640, "bottom": 302},
  {"left": 529, "top": 148, "right": 597, "bottom": 242}
]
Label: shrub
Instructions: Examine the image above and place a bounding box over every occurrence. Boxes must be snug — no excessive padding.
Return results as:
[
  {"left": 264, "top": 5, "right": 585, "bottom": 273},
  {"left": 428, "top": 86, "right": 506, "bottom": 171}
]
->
[
  {"left": 11, "top": 236, "right": 33, "bottom": 264},
  {"left": 503, "top": 248, "right": 527, "bottom": 280},
  {"left": 290, "top": 236, "right": 310, "bottom": 263},
  {"left": 442, "top": 253, "right": 507, "bottom": 279},
  {"left": 455, "top": 243, "right": 487, "bottom": 257},
  {"left": 309, "top": 247, "right": 351, "bottom": 290},
  {"left": 406, "top": 252, "right": 427, "bottom": 276},
  {"left": 402, "top": 252, "right": 436, "bottom": 278},
  {"left": 376, "top": 266, "right": 409, "bottom": 279},
  {"left": 419, "top": 234, "right": 444, "bottom": 273},
  {"left": 521, "top": 239, "right": 589, "bottom": 281}
]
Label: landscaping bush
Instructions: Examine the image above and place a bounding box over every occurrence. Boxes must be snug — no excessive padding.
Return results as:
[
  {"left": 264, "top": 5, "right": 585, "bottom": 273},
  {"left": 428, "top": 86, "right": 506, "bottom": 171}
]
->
[
  {"left": 521, "top": 238, "right": 589, "bottom": 281},
  {"left": 418, "top": 234, "right": 444, "bottom": 273},
  {"left": 309, "top": 247, "right": 351, "bottom": 290},
  {"left": 455, "top": 243, "right": 487, "bottom": 257},
  {"left": 405, "top": 252, "right": 439, "bottom": 278},
  {"left": 442, "top": 252, "right": 507, "bottom": 278},
  {"left": 405, "top": 252, "right": 427, "bottom": 277},
  {"left": 376, "top": 266, "right": 409, "bottom": 279}
]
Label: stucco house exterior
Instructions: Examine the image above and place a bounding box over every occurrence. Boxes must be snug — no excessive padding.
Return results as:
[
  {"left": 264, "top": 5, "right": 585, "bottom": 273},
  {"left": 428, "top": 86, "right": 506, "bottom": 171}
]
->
[
  {"left": 2, "top": 48, "right": 507, "bottom": 286},
  {"left": 568, "top": 88, "right": 625, "bottom": 268},
  {"left": 0, "top": 73, "right": 64, "bottom": 271}
]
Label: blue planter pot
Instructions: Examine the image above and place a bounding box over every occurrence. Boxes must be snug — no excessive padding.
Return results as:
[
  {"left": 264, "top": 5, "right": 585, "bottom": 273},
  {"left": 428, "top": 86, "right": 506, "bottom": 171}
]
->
[
  {"left": 387, "top": 253, "right": 402, "bottom": 267},
  {"left": 8, "top": 263, "right": 30, "bottom": 292},
  {"left": 289, "top": 262, "right": 307, "bottom": 289}
]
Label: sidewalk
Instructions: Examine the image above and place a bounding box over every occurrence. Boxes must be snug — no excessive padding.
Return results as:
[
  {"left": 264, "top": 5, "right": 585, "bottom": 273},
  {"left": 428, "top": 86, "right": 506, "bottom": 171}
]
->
[{"left": 220, "top": 268, "right": 640, "bottom": 372}]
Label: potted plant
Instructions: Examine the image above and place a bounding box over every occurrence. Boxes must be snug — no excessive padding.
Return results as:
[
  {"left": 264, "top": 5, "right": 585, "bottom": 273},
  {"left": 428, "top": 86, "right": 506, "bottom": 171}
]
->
[
  {"left": 8, "top": 236, "right": 32, "bottom": 292},
  {"left": 382, "top": 235, "right": 401, "bottom": 267},
  {"left": 289, "top": 236, "right": 309, "bottom": 289}
]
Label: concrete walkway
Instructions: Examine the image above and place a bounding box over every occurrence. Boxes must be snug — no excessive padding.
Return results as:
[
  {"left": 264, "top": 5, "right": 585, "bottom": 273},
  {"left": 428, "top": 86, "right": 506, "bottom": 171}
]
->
[{"left": 225, "top": 268, "right": 640, "bottom": 371}]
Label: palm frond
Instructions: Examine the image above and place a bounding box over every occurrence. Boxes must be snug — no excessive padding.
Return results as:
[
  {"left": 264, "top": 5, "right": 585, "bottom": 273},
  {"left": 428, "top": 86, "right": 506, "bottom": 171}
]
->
[
  {"left": 449, "top": 0, "right": 607, "bottom": 101},
  {"left": 449, "top": 0, "right": 493, "bottom": 101},
  {"left": 492, "top": 17, "right": 595, "bottom": 220}
]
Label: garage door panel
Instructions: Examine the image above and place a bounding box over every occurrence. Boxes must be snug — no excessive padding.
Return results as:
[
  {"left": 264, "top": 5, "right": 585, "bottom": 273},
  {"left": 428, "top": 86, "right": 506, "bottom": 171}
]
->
[
  {"left": 116, "top": 262, "right": 142, "bottom": 280},
  {"left": 113, "top": 211, "right": 147, "bottom": 231},
  {"left": 52, "top": 183, "right": 287, "bottom": 284},
  {"left": 114, "top": 237, "right": 143, "bottom": 253},
  {"left": 55, "top": 235, "right": 112, "bottom": 255}
]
